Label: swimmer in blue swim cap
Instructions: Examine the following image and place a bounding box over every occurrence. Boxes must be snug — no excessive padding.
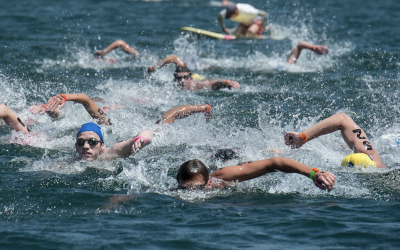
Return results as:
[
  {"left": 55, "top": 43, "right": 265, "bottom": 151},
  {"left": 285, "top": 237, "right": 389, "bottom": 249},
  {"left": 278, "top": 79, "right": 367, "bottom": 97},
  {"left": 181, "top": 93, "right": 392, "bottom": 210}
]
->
[
  {"left": 284, "top": 113, "right": 385, "bottom": 168},
  {"left": 75, "top": 122, "right": 153, "bottom": 162}
]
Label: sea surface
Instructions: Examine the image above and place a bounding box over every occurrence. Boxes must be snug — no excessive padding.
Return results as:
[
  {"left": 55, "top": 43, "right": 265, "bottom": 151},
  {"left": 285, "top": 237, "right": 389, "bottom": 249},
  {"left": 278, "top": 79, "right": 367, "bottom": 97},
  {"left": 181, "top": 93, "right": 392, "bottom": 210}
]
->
[{"left": 0, "top": 0, "right": 399, "bottom": 249}]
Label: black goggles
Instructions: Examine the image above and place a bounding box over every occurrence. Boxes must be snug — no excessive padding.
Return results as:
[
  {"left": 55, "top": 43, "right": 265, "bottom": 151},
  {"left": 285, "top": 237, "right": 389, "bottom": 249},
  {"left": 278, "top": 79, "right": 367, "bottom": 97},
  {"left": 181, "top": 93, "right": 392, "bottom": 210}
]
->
[
  {"left": 76, "top": 138, "right": 102, "bottom": 146},
  {"left": 174, "top": 74, "right": 191, "bottom": 81}
]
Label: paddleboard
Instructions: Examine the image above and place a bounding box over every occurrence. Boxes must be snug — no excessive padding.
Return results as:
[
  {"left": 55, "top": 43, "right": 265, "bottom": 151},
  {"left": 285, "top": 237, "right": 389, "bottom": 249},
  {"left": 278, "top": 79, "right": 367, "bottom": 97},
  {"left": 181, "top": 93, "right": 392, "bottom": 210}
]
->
[
  {"left": 180, "top": 24, "right": 285, "bottom": 40},
  {"left": 180, "top": 27, "right": 236, "bottom": 40}
]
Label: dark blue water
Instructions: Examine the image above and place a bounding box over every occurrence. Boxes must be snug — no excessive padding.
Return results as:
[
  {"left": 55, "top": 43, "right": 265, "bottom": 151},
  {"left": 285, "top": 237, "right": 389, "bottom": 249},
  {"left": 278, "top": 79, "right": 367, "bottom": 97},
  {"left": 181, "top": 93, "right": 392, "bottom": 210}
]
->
[{"left": 1, "top": 0, "right": 400, "bottom": 249}]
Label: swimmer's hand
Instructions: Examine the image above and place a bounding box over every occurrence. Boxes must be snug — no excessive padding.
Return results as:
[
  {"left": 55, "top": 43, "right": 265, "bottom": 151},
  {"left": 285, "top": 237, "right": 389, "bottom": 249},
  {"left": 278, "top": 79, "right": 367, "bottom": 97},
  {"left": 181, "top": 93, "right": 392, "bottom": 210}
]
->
[
  {"left": 313, "top": 171, "right": 336, "bottom": 192},
  {"left": 29, "top": 105, "right": 47, "bottom": 115},
  {"left": 94, "top": 50, "right": 104, "bottom": 58},
  {"left": 131, "top": 137, "right": 146, "bottom": 155},
  {"left": 284, "top": 132, "right": 305, "bottom": 149},
  {"left": 314, "top": 45, "right": 329, "bottom": 55},
  {"left": 223, "top": 28, "right": 232, "bottom": 35},
  {"left": 227, "top": 80, "right": 240, "bottom": 89},
  {"left": 47, "top": 95, "right": 66, "bottom": 111}
]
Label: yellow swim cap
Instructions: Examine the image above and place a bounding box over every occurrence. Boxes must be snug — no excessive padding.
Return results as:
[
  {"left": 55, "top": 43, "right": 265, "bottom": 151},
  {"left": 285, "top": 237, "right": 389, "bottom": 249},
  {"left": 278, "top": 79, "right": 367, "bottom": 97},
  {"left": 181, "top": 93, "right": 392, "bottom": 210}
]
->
[{"left": 341, "top": 153, "right": 376, "bottom": 168}]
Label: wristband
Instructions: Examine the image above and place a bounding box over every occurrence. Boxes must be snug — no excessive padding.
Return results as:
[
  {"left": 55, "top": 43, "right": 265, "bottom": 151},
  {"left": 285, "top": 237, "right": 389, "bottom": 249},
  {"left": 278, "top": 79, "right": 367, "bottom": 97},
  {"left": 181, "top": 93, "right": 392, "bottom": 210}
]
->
[
  {"left": 203, "top": 104, "right": 211, "bottom": 113},
  {"left": 133, "top": 136, "right": 146, "bottom": 144},
  {"left": 310, "top": 46, "right": 315, "bottom": 51},
  {"left": 59, "top": 94, "right": 67, "bottom": 102},
  {"left": 41, "top": 104, "right": 48, "bottom": 112},
  {"left": 309, "top": 168, "right": 320, "bottom": 179},
  {"left": 300, "top": 133, "right": 307, "bottom": 143}
]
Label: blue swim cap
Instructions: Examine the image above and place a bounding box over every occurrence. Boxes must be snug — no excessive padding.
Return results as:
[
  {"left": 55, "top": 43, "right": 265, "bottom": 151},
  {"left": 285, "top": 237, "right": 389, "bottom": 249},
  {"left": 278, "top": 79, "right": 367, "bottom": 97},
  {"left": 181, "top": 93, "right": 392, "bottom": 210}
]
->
[{"left": 76, "top": 122, "right": 104, "bottom": 143}]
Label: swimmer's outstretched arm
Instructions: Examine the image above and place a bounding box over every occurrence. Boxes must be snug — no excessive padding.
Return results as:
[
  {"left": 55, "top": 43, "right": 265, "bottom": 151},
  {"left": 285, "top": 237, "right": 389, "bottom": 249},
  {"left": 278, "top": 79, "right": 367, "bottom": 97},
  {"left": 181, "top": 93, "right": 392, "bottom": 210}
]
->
[
  {"left": 210, "top": 157, "right": 336, "bottom": 191},
  {"left": 287, "top": 41, "right": 329, "bottom": 64},
  {"left": 45, "top": 93, "right": 111, "bottom": 125},
  {"left": 0, "top": 104, "right": 30, "bottom": 134},
  {"left": 107, "top": 130, "right": 153, "bottom": 157},
  {"left": 190, "top": 79, "right": 240, "bottom": 90},
  {"left": 155, "top": 104, "right": 212, "bottom": 125},
  {"left": 147, "top": 55, "right": 187, "bottom": 74},
  {"left": 284, "top": 113, "right": 386, "bottom": 168},
  {"left": 94, "top": 39, "right": 139, "bottom": 57}
]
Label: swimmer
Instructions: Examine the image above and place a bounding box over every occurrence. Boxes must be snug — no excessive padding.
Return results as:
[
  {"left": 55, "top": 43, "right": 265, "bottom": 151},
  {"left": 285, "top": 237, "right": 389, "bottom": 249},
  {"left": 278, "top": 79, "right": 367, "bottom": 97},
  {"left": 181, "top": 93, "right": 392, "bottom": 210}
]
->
[
  {"left": 284, "top": 113, "right": 385, "bottom": 168},
  {"left": 0, "top": 104, "right": 30, "bottom": 134},
  {"left": 29, "top": 93, "right": 111, "bottom": 125},
  {"left": 176, "top": 158, "right": 335, "bottom": 191},
  {"left": 94, "top": 39, "right": 139, "bottom": 64},
  {"left": 147, "top": 55, "right": 240, "bottom": 90},
  {"left": 287, "top": 41, "right": 329, "bottom": 64},
  {"left": 218, "top": 2, "right": 268, "bottom": 38},
  {"left": 74, "top": 122, "right": 152, "bottom": 162},
  {"left": 155, "top": 104, "right": 212, "bottom": 125},
  {"left": 75, "top": 104, "right": 213, "bottom": 161}
]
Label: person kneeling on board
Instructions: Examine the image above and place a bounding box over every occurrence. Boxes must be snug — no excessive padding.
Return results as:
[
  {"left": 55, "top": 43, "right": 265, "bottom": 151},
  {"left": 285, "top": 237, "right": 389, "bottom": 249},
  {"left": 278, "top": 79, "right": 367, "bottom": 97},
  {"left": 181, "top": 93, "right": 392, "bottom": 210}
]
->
[{"left": 218, "top": 1, "right": 268, "bottom": 38}]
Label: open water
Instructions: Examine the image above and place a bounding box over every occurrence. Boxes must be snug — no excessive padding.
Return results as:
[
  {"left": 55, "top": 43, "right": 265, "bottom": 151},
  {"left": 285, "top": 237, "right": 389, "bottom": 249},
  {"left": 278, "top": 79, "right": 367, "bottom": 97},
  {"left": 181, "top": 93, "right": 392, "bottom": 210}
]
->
[{"left": 0, "top": 0, "right": 399, "bottom": 249}]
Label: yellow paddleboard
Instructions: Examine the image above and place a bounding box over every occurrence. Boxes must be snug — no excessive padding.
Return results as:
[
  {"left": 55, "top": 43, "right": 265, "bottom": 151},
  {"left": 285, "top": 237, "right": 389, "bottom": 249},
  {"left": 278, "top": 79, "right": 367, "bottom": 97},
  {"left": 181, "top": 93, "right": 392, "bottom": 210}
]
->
[
  {"left": 180, "top": 27, "right": 236, "bottom": 40},
  {"left": 181, "top": 24, "right": 285, "bottom": 40}
]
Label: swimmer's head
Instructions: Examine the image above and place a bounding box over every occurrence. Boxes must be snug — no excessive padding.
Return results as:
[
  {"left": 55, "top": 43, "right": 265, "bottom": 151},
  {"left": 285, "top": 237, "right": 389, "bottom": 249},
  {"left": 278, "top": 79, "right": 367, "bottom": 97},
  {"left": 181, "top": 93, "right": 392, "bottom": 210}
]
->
[
  {"left": 76, "top": 122, "right": 104, "bottom": 143},
  {"left": 174, "top": 65, "right": 192, "bottom": 75},
  {"left": 174, "top": 66, "right": 193, "bottom": 87},
  {"left": 341, "top": 153, "right": 377, "bottom": 168},
  {"left": 177, "top": 159, "right": 209, "bottom": 189},
  {"left": 225, "top": 3, "right": 238, "bottom": 18},
  {"left": 75, "top": 123, "right": 105, "bottom": 161}
]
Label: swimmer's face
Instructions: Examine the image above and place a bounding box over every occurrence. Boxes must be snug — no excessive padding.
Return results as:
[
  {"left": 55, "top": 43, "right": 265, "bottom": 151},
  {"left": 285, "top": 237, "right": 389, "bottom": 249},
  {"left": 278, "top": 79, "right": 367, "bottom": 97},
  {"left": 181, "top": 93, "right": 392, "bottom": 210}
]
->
[
  {"left": 75, "top": 131, "right": 105, "bottom": 161},
  {"left": 178, "top": 175, "right": 208, "bottom": 190},
  {"left": 174, "top": 72, "right": 192, "bottom": 88}
]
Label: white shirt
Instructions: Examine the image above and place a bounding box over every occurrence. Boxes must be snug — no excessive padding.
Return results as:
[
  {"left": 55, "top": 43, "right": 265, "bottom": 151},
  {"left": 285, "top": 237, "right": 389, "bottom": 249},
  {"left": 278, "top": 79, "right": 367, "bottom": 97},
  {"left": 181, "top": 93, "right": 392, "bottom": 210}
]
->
[{"left": 219, "top": 3, "right": 260, "bottom": 25}]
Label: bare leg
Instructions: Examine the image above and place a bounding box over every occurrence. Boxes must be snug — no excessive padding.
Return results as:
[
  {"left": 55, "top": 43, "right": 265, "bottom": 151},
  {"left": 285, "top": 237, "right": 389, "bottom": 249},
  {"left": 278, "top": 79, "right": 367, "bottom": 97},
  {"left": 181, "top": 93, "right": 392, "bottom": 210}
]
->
[
  {"left": 287, "top": 41, "right": 329, "bottom": 64},
  {"left": 234, "top": 24, "right": 248, "bottom": 38},
  {"left": 284, "top": 113, "right": 385, "bottom": 168},
  {"left": 0, "top": 104, "right": 30, "bottom": 134},
  {"left": 246, "top": 19, "right": 263, "bottom": 38}
]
